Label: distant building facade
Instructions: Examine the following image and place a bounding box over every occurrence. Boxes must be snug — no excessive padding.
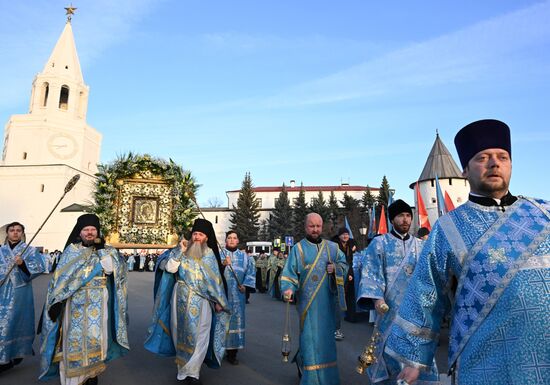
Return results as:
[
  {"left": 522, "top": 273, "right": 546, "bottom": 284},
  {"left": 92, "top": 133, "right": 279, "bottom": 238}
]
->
[{"left": 203, "top": 181, "right": 380, "bottom": 242}]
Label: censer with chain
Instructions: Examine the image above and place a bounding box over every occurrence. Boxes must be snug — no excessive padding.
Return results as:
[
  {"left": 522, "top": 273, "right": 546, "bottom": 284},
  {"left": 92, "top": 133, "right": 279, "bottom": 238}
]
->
[
  {"left": 281, "top": 295, "right": 292, "bottom": 362},
  {"left": 356, "top": 302, "right": 389, "bottom": 374}
]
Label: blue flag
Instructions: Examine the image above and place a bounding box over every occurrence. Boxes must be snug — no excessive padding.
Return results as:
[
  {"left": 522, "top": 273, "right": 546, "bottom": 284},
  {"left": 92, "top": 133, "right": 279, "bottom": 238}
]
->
[
  {"left": 435, "top": 174, "right": 447, "bottom": 217},
  {"left": 344, "top": 216, "right": 354, "bottom": 239},
  {"left": 367, "top": 206, "right": 376, "bottom": 239},
  {"left": 387, "top": 190, "right": 394, "bottom": 232}
]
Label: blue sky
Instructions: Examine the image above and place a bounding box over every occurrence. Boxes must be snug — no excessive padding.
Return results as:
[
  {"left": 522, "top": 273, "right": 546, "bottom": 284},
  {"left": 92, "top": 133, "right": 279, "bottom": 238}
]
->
[{"left": 1, "top": 0, "right": 549, "bottom": 206}]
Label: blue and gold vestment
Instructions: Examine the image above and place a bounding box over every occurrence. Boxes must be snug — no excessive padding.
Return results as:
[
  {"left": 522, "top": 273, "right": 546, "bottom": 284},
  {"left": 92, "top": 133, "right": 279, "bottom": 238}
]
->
[
  {"left": 386, "top": 197, "right": 550, "bottom": 385},
  {"left": 0, "top": 241, "right": 44, "bottom": 364},
  {"left": 144, "top": 247, "right": 229, "bottom": 369},
  {"left": 357, "top": 232, "right": 440, "bottom": 384},
  {"left": 39, "top": 243, "right": 129, "bottom": 382},
  {"left": 281, "top": 239, "right": 347, "bottom": 385},
  {"left": 222, "top": 248, "right": 256, "bottom": 350}
]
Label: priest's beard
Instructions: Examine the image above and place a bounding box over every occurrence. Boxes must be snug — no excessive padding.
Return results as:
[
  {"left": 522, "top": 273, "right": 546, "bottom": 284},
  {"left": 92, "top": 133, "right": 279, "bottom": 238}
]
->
[
  {"left": 186, "top": 241, "right": 208, "bottom": 260},
  {"left": 82, "top": 238, "right": 95, "bottom": 247}
]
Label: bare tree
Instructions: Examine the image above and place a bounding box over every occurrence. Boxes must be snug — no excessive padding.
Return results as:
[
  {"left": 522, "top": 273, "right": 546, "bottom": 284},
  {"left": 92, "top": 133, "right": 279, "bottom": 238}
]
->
[{"left": 206, "top": 196, "right": 225, "bottom": 208}]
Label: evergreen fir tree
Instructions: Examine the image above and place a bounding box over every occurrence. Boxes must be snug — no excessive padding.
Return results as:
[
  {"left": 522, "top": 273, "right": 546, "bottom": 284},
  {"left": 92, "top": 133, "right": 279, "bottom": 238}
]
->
[
  {"left": 327, "top": 191, "right": 340, "bottom": 235},
  {"left": 328, "top": 191, "right": 339, "bottom": 216},
  {"left": 229, "top": 172, "right": 260, "bottom": 244},
  {"left": 267, "top": 213, "right": 277, "bottom": 240},
  {"left": 309, "top": 191, "right": 329, "bottom": 221},
  {"left": 292, "top": 184, "right": 308, "bottom": 240},
  {"left": 377, "top": 175, "right": 391, "bottom": 207},
  {"left": 362, "top": 185, "right": 376, "bottom": 210},
  {"left": 340, "top": 192, "right": 361, "bottom": 238},
  {"left": 258, "top": 219, "right": 270, "bottom": 241},
  {"left": 269, "top": 184, "right": 293, "bottom": 239},
  {"left": 361, "top": 186, "right": 376, "bottom": 236}
]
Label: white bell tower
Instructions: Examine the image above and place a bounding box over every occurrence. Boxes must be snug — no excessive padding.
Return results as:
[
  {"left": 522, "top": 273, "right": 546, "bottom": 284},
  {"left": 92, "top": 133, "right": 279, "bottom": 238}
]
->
[
  {"left": 2, "top": 7, "right": 101, "bottom": 172},
  {"left": 0, "top": 8, "right": 102, "bottom": 250}
]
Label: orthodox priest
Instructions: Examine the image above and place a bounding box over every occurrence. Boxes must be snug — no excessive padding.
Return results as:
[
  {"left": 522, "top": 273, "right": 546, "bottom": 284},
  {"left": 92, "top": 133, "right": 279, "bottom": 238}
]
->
[
  {"left": 281, "top": 213, "right": 348, "bottom": 385},
  {"left": 145, "top": 218, "right": 229, "bottom": 385},
  {"left": 388, "top": 119, "right": 550, "bottom": 385},
  {"left": 268, "top": 250, "right": 286, "bottom": 300},
  {"left": 221, "top": 231, "right": 256, "bottom": 365},
  {"left": 266, "top": 248, "right": 280, "bottom": 292},
  {"left": 255, "top": 252, "right": 269, "bottom": 293},
  {"left": 0, "top": 222, "right": 44, "bottom": 372},
  {"left": 331, "top": 227, "right": 358, "bottom": 340},
  {"left": 39, "top": 214, "right": 129, "bottom": 385},
  {"left": 356, "top": 200, "right": 439, "bottom": 384}
]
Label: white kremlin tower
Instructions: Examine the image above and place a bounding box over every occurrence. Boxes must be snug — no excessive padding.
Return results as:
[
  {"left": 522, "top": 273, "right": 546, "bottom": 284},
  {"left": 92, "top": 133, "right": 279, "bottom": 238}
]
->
[
  {"left": 410, "top": 132, "right": 470, "bottom": 228},
  {"left": 0, "top": 8, "right": 101, "bottom": 250}
]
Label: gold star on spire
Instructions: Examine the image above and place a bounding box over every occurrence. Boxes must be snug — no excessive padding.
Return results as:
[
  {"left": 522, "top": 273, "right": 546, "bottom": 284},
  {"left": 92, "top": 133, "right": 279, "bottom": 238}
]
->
[{"left": 65, "top": 5, "right": 77, "bottom": 22}]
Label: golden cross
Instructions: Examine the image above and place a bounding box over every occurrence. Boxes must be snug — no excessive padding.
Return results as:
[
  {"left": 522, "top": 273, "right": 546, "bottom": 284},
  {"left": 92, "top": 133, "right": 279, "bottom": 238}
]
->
[
  {"left": 82, "top": 264, "right": 93, "bottom": 277},
  {"left": 65, "top": 5, "right": 77, "bottom": 22}
]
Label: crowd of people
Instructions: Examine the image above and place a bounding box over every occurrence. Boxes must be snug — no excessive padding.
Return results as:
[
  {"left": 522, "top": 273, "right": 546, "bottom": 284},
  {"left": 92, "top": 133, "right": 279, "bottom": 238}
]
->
[
  {"left": 37, "top": 248, "right": 164, "bottom": 274},
  {"left": 123, "top": 250, "right": 162, "bottom": 272},
  {"left": 1, "top": 119, "right": 548, "bottom": 385}
]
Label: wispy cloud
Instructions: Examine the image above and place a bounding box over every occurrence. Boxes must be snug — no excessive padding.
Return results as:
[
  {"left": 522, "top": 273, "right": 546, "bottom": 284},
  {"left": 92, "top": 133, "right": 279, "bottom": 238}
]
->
[
  {"left": 174, "top": 140, "right": 427, "bottom": 174},
  {"left": 111, "top": 1, "right": 550, "bottom": 118},
  {"left": 198, "top": 31, "right": 383, "bottom": 56},
  {"left": 256, "top": 1, "right": 550, "bottom": 108}
]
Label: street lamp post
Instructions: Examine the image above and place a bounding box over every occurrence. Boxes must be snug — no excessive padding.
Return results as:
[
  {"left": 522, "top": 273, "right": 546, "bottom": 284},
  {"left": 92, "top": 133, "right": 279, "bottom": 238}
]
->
[{"left": 359, "top": 226, "right": 367, "bottom": 251}]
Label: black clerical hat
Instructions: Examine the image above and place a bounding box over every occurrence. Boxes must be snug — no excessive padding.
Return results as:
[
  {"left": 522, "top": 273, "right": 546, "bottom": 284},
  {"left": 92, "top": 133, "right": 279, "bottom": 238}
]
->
[
  {"left": 454, "top": 119, "right": 511, "bottom": 169},
  {"left": 388, "top": 199, "right": 412, "bottom": 221},
  {"left": 191, "top": 218, "right": 215, "bottom": 239},
  {"left": 64, "top": 214, "right": 101, "bottom": 248},
  {"left": 191, "top": 219, "right": 220, "bottom": 260}
]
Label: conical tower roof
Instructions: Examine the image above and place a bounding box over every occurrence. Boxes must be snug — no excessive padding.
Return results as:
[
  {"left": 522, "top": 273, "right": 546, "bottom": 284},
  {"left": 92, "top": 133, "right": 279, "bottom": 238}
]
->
[
  {"left": 410, "top": 132, "right": 465, "bottom": 188},
  {"left": 41, "top": 21, "right": 83, "bottom": 83}
]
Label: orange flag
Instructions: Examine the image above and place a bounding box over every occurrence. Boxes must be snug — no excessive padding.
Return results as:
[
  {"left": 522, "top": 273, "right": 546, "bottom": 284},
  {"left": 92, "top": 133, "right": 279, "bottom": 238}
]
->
[
  {"left": 444, "top": 190, "right": 456, "bottom": 212},
  {"left": 415, "top": 182, "right": 431, "bottom": 230},
  {"left": 378, "top": 205, "right": 388, "bottom": 234}
]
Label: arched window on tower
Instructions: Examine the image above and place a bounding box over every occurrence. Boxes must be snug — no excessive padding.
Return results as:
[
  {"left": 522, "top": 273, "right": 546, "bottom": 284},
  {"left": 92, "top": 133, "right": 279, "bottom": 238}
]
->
[
  {"left": 42, "top": 82, "right": 49, "bottom": 107},
  {"left": 59, "top": 85, "right": 69, "bottom": 110}
]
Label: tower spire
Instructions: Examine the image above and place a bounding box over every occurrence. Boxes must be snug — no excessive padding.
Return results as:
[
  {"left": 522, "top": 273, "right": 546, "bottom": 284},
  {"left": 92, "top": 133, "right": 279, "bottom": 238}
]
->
[
  {"left": 409, "top": 132, "right": 464, "bottom": 188},
  {"left": 65, "top": 5, "right": 77, "bottom": 22},
  {"left": 27, "top": 7, "right": 87, "bottom": 118},
  {"left": 42, "top": 12, "right": 84, "bottom": 83}
]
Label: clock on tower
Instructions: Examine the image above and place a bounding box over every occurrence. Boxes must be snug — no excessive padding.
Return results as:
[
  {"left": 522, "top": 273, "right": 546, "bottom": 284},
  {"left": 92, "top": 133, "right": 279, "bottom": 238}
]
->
[{"left": 47, "top": 133, "right": 78, "bottom": 160}]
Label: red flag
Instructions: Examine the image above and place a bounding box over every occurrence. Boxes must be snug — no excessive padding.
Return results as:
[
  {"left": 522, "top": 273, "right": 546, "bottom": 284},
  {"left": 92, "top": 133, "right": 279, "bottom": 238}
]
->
[
  {"left": 444, "top": 190, "right": 456, "bottom": 212},
  {"left": 415, "top": 182, "right": 431, "bottom": 231},
  {"left": 378, "top": 205, "right": 388, "bottom": 234}
]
